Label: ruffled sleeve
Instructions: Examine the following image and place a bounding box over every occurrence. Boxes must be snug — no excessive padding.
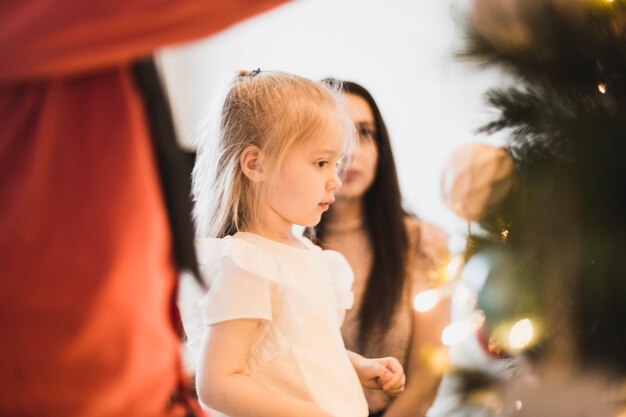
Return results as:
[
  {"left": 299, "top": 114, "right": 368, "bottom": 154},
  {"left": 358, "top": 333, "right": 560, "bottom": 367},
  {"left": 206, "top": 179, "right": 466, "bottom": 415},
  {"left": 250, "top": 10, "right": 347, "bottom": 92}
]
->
[
  {"left": 179, "top": 236, "right": 313, "bottom": 374},
  {"left": 320, "top": 249, "right": 355, "bottom": 326},
  {"left": 196, "top": 238, "right": 275, "bottom": 326}
]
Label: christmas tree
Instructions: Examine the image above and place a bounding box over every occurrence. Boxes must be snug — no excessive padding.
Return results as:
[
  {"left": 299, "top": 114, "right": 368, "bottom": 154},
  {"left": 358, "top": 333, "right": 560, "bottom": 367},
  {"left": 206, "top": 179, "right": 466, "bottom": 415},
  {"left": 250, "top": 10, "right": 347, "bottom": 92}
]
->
[{"left": 440, "top": 0, "right": 626, "bottom": 415}]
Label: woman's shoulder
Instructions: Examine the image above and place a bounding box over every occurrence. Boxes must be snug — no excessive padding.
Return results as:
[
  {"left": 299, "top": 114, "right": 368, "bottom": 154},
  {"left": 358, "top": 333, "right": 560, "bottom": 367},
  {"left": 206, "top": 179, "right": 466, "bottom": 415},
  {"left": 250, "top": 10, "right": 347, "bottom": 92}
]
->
[
  {"left": 403, "top": 216, "right": 449, "bottom": 282},
  {"left": 404, "top": 216, "right": 448, "bottom": 252}
]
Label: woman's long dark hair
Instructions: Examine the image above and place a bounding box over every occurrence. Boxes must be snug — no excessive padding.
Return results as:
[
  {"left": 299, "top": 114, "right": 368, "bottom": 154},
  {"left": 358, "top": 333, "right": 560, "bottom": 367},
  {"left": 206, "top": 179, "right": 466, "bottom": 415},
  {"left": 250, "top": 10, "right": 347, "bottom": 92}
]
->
[{"left": 307, "top": 80, "right": 412, "bottom": 349}]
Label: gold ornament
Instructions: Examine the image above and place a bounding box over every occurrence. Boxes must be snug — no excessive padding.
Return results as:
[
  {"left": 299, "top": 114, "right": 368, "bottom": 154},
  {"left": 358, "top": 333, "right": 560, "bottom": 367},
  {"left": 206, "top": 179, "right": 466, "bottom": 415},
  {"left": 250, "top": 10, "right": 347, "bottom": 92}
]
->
[{"left": 441, "top": 144, "right": 515, "bottom": 221}]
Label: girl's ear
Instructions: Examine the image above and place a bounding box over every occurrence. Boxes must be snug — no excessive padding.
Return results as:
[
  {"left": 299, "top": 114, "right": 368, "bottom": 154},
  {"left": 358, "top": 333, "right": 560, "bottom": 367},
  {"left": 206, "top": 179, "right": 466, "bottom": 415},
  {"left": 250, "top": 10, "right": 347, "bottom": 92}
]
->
[{"left": 240, "top": 144, "right": 266, "bottom": 182}]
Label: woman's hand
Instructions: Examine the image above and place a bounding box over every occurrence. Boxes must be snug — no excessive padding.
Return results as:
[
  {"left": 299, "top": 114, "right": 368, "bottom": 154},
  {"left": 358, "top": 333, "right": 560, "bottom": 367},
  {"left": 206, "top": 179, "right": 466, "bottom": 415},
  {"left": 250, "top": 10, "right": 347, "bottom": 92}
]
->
[{"left": 348, "top": 351, "right": 406, "bottom": 397}]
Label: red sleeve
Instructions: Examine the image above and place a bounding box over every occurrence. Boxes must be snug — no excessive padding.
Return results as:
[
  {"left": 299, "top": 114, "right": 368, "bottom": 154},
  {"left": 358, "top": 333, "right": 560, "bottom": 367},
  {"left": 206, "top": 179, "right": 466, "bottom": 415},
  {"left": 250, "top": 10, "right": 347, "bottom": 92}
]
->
[{"left": 0, "top": 0, "right": 287, "bottom": 81}]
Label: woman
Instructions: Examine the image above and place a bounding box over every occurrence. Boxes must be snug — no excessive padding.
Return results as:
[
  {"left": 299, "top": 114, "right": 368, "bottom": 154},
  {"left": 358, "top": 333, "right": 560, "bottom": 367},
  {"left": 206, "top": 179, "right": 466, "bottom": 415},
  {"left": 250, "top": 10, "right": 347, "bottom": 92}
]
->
[{"left": 307, "top": 80, "right": 449, "bottom": 417}]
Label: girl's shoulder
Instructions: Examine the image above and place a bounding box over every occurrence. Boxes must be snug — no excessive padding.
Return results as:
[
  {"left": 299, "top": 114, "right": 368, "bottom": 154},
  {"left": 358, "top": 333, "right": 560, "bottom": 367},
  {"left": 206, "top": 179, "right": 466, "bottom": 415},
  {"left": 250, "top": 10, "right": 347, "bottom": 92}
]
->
[
  {"left": 194, "top": 233, "right": 353, "bottom": 290},
  {"left": 194, "top": 234, "right": 279, "bottom": 281},
  {"left": 295, "top": 234, "right": 353, "bottom": 278},
  {"left": 194, "top": 232, "right": 345, "bottom": 276},
  {"left": 297, "top": 234, "right": 355, "bottom": 320},
  {"left": 186, "top": 235, "right": 313, "bottom": 373},
  {"left": 195, "top": 234, "right": 269, "bottom": 262}
]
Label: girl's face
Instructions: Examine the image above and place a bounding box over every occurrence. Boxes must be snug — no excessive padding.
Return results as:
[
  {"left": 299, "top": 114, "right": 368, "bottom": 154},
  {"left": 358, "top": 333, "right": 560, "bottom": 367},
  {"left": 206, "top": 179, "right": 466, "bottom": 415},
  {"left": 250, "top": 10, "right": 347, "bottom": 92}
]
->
[
  {"left": 337, "top": 93, "right": 378, "bottom": 201},
  {"left": 259, "top": 122, "right": 344, "bottom": 233}
]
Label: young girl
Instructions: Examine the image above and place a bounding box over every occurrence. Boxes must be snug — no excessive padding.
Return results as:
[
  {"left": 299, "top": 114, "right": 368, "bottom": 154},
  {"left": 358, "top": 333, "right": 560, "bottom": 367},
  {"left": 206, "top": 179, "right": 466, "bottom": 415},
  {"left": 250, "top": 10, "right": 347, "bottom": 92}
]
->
[
  {"left": 180, "top": 70, "right": 405, "bottom": 417},
  {"left": 307, "top": 80, "right": 449, "bottom": 417}
]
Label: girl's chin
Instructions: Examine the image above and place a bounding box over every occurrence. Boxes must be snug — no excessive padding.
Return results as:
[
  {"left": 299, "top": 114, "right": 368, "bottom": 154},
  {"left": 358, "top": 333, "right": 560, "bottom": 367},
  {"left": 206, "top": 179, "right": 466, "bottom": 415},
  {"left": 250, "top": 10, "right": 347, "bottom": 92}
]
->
[{"left": 301, "top": 216, "right": 322, "bottom": 228}]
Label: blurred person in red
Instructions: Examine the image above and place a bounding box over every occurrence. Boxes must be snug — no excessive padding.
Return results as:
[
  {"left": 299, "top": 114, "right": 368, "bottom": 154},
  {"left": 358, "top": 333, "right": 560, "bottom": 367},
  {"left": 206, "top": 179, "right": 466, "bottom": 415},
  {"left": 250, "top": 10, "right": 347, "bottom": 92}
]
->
[{"left": 0, "top": 1, "right": 286, "bottom": 416}]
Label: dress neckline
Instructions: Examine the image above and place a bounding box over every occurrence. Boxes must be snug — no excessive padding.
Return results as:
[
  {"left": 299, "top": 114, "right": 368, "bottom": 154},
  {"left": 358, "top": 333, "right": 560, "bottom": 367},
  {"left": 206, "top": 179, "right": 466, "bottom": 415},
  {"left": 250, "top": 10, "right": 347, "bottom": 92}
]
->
[{"left": 235, "top": 231, "right": 315, "bottom": 252}]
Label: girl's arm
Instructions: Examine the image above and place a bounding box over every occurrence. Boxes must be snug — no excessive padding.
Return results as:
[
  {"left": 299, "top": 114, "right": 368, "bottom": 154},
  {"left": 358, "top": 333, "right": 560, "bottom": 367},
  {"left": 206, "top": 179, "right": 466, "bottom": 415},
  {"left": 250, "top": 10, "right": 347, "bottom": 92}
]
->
[
  {"left": 382, "top": 293, "right": 451, "bottom": 417},
  {"left": 196, "top": 319, "right": 333, "bottom": 417}
]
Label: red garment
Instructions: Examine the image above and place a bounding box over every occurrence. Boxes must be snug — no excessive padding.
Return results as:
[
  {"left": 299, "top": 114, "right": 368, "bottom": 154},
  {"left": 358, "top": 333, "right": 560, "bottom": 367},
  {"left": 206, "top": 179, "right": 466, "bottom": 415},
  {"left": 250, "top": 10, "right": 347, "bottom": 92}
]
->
[
  {"left": 0, "top": 1, "right": 286, "bottom": 416},
  {"left": 0, "top": 1, "right": 285, "bottom": 81}
]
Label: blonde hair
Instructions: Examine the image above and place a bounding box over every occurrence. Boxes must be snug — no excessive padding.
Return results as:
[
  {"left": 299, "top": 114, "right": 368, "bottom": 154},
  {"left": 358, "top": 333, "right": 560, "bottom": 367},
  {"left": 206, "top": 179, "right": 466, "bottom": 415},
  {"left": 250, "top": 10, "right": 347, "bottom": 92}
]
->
[{"left": 192, "top": 71, "right": 354, "bottom": 238}]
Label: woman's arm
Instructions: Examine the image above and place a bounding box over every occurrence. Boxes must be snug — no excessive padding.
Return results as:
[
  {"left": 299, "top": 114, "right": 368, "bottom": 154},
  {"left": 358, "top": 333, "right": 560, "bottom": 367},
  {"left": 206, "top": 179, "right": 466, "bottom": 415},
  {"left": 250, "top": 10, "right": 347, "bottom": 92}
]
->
[
  {"left": 383, "top": 221, "right": 451, "bottom": 417},
  {"left": 382, "top": 298, "right": 450, "bottom": 417},
  {"left": 196, "top": 319, "right": 333, "bottom": 417}
]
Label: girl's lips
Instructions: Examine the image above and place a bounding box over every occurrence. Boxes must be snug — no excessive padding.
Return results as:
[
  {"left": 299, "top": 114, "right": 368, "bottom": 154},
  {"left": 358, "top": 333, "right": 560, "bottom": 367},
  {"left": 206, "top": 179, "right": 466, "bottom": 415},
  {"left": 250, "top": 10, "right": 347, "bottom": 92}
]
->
[{"left": 318, "top": 198, "right": 335, "bottom": 211}]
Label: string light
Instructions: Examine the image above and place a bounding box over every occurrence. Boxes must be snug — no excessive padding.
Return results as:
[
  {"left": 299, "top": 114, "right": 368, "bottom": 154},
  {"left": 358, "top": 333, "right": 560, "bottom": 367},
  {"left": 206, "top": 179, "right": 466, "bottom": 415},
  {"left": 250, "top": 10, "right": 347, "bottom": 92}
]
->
[
  {"left": 413, "top": 289, "right": 441, "bottom": 312},
  {"left": 598, "top": 83, "right": 607, "bottom": 94},
  {"left": 414, "top": 284, "right": 455, "bottom": 313},
  {"left": 442, "top": 310, "right": 485, "bottom": 346},
  {"left": 507, "top": 318, "right": 535, "bottom": 351},
  {"left": 431, "top": 346, "right": 449, "bottom": 374},
  {"left": 442, "top": 322, "right": 472, "bottom": 346},
  {"left": 500, "top": 229, "right": 509, "bottom": 240},
  {"left": 421, "top": 345, "right": 449, "bottom": 374}
]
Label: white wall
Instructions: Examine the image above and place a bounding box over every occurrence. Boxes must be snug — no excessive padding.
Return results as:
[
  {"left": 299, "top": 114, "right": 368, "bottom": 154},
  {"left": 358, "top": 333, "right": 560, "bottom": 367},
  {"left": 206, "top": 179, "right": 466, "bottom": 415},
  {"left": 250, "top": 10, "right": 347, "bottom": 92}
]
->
[{"left": 158, "top": 0, "right": 505, "bottom": 238}]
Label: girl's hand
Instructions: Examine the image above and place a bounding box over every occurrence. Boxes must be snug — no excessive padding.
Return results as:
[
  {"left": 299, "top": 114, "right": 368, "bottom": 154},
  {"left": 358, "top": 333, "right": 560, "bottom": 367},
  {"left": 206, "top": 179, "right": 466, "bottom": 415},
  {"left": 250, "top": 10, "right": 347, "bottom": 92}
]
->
[
  {"left": 349, "top": 352, "right": 406, "bottom": 397},
  {"left": 374, "top": 356, "right": 406, "bottom": 396}
]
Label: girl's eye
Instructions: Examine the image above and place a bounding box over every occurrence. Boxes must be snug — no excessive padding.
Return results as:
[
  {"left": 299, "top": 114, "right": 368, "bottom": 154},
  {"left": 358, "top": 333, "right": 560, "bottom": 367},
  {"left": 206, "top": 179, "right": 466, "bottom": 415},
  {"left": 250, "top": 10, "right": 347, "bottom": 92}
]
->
[{"left": 316, "top": 161, "right": 328, "bottom": 168}]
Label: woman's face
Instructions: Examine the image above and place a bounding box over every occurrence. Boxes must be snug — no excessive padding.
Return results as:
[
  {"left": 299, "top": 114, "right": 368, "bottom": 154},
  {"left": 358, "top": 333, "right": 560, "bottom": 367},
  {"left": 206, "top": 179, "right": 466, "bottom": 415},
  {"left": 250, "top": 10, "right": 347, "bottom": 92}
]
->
[{"left": 337, "top": 93, "right": 379, "bottom": 200}]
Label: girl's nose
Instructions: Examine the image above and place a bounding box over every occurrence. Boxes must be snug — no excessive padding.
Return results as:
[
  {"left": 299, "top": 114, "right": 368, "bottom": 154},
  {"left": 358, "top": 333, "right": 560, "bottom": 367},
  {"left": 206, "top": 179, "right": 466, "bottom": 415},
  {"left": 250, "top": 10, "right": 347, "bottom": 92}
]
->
[{"left": 329, "top": 170, "right": 343, "bottom": 190}]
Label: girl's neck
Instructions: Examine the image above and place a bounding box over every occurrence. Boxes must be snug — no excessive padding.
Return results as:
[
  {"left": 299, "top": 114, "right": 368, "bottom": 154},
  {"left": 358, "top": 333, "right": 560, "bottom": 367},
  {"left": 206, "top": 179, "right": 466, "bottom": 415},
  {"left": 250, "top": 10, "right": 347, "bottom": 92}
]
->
[{"left": 243, "top": 224, "right": 306, "bottom": 249}]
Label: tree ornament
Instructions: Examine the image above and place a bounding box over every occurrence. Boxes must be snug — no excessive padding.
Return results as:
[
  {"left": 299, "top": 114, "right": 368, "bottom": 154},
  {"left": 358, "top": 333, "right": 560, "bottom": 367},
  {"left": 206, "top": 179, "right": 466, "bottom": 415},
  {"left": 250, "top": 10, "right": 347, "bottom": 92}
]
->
[
  {"left": 462, "top": 249, "right": 543, "bottom": 357},
  {"left": 441, "top": 144, "right": 515, "bottom": 221}
]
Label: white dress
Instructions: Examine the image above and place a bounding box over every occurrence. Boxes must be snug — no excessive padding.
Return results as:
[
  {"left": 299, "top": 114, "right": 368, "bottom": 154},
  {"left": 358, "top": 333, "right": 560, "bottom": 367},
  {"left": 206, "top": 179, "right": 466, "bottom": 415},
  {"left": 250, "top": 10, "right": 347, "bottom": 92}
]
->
[{"left": 179, "top": 232, "right": 369, "bottom": 417}]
